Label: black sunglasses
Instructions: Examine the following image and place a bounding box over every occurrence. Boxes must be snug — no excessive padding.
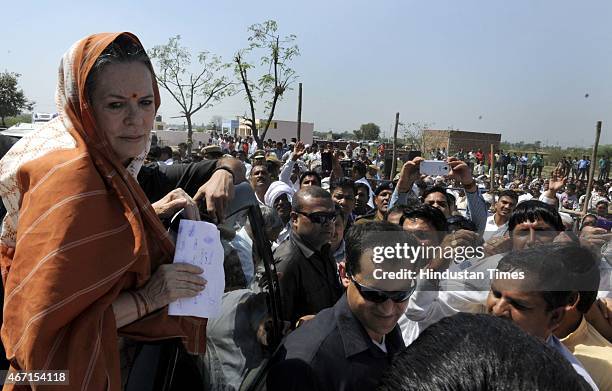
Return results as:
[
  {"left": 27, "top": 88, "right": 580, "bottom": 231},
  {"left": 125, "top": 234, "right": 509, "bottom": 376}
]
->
[
  {"left": 349, "top": 275, "right": 417, "bottom": 303},
  {"left": 295, "top": 211, "right": 336, "bottom": 225}
]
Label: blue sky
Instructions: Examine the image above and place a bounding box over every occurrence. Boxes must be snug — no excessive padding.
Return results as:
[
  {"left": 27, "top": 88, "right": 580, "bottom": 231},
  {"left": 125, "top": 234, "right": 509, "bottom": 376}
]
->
[{"left": 2, "top": 0, "right": 611, "bottom": 147}]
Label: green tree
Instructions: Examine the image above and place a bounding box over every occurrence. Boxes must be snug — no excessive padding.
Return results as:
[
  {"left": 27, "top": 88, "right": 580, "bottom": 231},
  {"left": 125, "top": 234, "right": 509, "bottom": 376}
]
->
[
  {"left": 150, "top": 36, "right": 234, "bottom": 154},
  {"left": 354, "top": 123, "right": 381, "bottom": 140},
  {"left": 0, "top": 71, "right": 33, "bottom": 128},
  {"left": 4, "top": 113, "right": 32, "bottom": 128},
  {"left": 234, "top": 20, "right": 299, "bottom": 148}
]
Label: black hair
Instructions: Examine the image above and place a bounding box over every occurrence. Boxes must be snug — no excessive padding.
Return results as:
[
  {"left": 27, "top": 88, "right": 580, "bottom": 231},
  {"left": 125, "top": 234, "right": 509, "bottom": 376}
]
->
[
  {"left": 402, "top": 204, "right": 448, "bottom": 233},
  {"left": 330, "top": 178, "right": 355, "bottom": 194},
  {"left": 496, "top": 244, "right": 600, "bottom": 313},
  {"left": 161, "top": 146, "right": 173, "bottom": 157},
  {"left": 566, "top": 183, "right": 577, "bottom": 191},
  {"left": 385, "top": 199, "right": 422, "bottom": 220},
  {"left": 415, "top": 179, "right": 427, "bottom": 189},
  {"left": 354, "top": 182, "right": 370, "bottom": 195},
  {"left": 148, "top": 145, "right": 161, "bottom": 160},
  {"left": 291, "top": 186, "right": 332, "bottom": 212},
  {"left": 86, "top": 35, "right": 152, "bottom": 104},
  {"left": 508, "top": 200, "right": 564, "bottom": 233},
  {"left": 446, "top": 215, "right": 477, "bottom": 233},
  {"left": 352, "top": 161, "right": 367, "bottom": 177},
  {"left": 421, "top": 186, "right": 453, "bottom": 206},
  {"left": 344, "top": 221, "right": 417, "bottom": 276},
  {"left": 299, "top": 170, "right": 322, "bottom": 187},
  {"left": 498, "top": 189, "right": 519, "bottom": 205},
  {"left": 378, "top": 313, "right": 590, "bottom": 391}
]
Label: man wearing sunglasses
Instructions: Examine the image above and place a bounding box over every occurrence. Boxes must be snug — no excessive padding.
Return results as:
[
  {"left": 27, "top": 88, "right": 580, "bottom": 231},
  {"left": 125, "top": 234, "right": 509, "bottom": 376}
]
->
[
  {"left": 269, "top": 222, "right": 420, "bottom": 391},
  {"left": 274, "top": 186, "right": 343, "bottom": 326}
]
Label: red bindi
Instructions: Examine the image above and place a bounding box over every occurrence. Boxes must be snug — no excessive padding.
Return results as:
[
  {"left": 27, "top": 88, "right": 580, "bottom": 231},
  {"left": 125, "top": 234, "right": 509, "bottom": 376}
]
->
[{"left": 131, "top": 93, "right": 138, "bottom": 98}]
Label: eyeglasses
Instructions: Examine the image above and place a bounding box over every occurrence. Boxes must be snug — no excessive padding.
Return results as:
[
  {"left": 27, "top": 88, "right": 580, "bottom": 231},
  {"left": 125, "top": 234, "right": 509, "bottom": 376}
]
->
[
  {"left": 295, "top": 211, "right": 336, "bottom": 225},
  {"left": 349, "top": 275, "right": 417, "bottom": 303}
]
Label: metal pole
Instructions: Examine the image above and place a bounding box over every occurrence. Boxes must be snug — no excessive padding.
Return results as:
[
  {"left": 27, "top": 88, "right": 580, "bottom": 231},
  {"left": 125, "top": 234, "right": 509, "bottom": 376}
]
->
[
  {"left": 582, "top": 121, "right": 602, "bottom": 214},
  {"left": 490, "top": 143, "right": 494, "bottom": 193},
  {"left": 391, "top": 113, "right": 400, "bottom": 179},
  {"left": 297, "top": 83, "right": 302, "bottom": 141}
]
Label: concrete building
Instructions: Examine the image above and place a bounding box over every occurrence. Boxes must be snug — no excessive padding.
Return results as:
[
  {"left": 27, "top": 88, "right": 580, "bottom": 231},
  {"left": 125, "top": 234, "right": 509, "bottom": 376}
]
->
[
  {"left": 422, "top": 129, "right": 501, "bottom": 155},
  {"left": 236, "top": 118, "right": 314, "bottom": 144},
  {"left": 221, "top": 119, "right": 240, "bottom": 135},
  {"left": 154, "top": 129, "right": 211, "bottom": 147},
  {"left": 154, "top": 115, "right": 166, "bottom": 131}
]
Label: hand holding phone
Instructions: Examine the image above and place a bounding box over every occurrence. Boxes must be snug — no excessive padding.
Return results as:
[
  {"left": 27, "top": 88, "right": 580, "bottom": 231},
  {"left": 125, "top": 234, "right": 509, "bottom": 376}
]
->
[{"left": 419, "top": 160, "right": 450, "bottom": 176}]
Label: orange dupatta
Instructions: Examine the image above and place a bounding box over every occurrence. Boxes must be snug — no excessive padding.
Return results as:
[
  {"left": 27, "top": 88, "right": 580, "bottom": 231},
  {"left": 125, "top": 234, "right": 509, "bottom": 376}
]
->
[{"left": 0, "top": 32, "right": 206, "bottom": 390}]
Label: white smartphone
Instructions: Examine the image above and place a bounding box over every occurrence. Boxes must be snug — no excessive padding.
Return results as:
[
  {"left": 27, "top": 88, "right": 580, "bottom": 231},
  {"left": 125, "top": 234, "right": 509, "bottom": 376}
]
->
[{"left": 420, "top": 160, "right": 450, "bottom": 176}]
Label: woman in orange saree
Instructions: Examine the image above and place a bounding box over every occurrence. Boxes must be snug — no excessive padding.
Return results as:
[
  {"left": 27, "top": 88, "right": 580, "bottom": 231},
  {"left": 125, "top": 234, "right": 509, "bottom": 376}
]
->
[{"left": 0, "top": 32, "right": 222, "bottom": 390}]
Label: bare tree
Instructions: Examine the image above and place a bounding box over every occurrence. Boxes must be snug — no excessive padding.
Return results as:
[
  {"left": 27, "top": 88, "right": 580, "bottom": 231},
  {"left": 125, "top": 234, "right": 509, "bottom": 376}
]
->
[
  {"left": 150, "top": 36, "right": 234, "bottom": 154},
  {"left": 234, "top": 20, "right": 299, "bottom": 148},
  {"left": 400, "top": 121, "right": 434, "bottom": 151}
]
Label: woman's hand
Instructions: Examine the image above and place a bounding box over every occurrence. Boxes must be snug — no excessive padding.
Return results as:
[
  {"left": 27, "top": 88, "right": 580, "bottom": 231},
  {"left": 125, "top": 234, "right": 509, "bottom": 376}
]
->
[
  {"left": 193, "top": 170, "right": 235, "bottom": 223},
  {"left": 152, "top": 188, "right": 200, "bottom": 221},
  {"left": 139, "top": 263, "right": 207, "bottom": 311}
]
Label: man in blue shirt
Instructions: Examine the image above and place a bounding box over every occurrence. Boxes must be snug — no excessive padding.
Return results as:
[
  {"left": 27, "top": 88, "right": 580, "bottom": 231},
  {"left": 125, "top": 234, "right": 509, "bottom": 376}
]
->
[{"left": 578, "top": 155, "right": 590, "bottom": 180}]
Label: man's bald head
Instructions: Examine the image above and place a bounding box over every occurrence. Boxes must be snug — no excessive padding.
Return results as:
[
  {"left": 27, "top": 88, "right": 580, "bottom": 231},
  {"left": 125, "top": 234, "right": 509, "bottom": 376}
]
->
[{"left": 292, "top": 186, "right": 333, "bottom": 212}]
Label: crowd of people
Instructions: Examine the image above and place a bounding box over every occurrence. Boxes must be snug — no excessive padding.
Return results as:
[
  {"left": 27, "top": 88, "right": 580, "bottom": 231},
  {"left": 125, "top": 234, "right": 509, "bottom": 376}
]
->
[
  {"left": 149, "top": 132, "right": 612, "bottom": 390},
  {"left": 0, "top": 31, "right": 610, "bottom": 391}
]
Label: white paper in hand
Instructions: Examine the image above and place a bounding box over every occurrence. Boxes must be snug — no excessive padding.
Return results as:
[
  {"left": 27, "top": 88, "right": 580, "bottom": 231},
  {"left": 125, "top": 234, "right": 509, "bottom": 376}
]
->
[{"left": 168, "top": 219, "right": 225, "bottom": 318}]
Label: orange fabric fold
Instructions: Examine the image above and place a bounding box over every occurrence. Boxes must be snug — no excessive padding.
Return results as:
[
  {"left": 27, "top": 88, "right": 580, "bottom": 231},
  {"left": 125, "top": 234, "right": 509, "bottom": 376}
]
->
[{"left": 0, "top": 32, "right": 206, "bottom": 391}]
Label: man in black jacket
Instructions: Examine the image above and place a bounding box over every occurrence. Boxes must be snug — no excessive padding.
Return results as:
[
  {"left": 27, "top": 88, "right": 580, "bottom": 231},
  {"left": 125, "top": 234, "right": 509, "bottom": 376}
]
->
[
  {"left": 274, "top": 186, "right": 343, "bottom": 326},
  {"left": 268, "top": 222, "right": 419, "bottom": 391}
]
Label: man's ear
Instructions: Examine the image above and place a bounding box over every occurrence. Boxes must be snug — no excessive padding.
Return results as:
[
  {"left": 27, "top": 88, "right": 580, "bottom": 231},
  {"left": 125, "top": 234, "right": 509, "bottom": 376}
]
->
[
  {"left": 548, "top": 306, "right": 567, "bottom": 333},
  {"left": 566, "top": 291, "right": 580, "bottom": 311},
  {"left": 338, "top": 261, "right": 350, "bottom": 289}
]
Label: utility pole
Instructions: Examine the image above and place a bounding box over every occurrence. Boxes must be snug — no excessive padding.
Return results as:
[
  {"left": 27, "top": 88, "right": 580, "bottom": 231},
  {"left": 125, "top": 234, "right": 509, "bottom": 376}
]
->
[
  {"left": 391, "top": 113, "right": 400, "bottom": 179},
  {"left": 490, "top": 143, "right": 494, "bottom": 193},
  {"left": 297, "top": 83, "right": 302, "bottom": 141},
  {"left": 582, "top": 121, "right": 602, "bottom": 214}
]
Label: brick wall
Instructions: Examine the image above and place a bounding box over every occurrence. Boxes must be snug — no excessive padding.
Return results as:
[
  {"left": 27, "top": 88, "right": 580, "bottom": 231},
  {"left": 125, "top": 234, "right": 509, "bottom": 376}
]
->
[
  {"left": 448, "top": 131, "right": 501, "bottom": 155},
  {"left": 422, "top": 130, "right": 450, "bottom": 153}
]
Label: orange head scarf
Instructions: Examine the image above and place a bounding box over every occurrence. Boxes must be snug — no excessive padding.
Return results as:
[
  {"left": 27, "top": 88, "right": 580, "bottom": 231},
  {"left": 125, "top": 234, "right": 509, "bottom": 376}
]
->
[{"left": 0, "top": 32, "right": 206, "bottom": 391}]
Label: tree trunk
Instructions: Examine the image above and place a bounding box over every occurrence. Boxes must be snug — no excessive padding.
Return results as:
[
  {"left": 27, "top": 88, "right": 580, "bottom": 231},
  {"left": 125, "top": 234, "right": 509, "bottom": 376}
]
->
[
  {"left": 253, "top": 124, "right": 263, "bottom": 149},
  {"left": 186, "top": 115, "right": 193, "bottom": 156}
]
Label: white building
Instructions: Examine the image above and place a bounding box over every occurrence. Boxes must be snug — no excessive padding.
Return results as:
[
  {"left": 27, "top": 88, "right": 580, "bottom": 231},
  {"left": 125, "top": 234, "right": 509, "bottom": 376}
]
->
[{"left": 235, "top": 118, "right": 313, "bottom": 144}]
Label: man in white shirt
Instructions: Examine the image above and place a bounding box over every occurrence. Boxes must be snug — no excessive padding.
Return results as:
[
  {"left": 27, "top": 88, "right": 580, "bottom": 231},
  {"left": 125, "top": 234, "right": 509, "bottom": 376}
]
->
[
  {"left": 483, "top": 190, "right": 518, "bottom": 241},
  {"left": 279, "top": 141, "right": 307, "bottom": 191},
  {"left": 400, "top": 200, "right": 565, "bottom": 345}
]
